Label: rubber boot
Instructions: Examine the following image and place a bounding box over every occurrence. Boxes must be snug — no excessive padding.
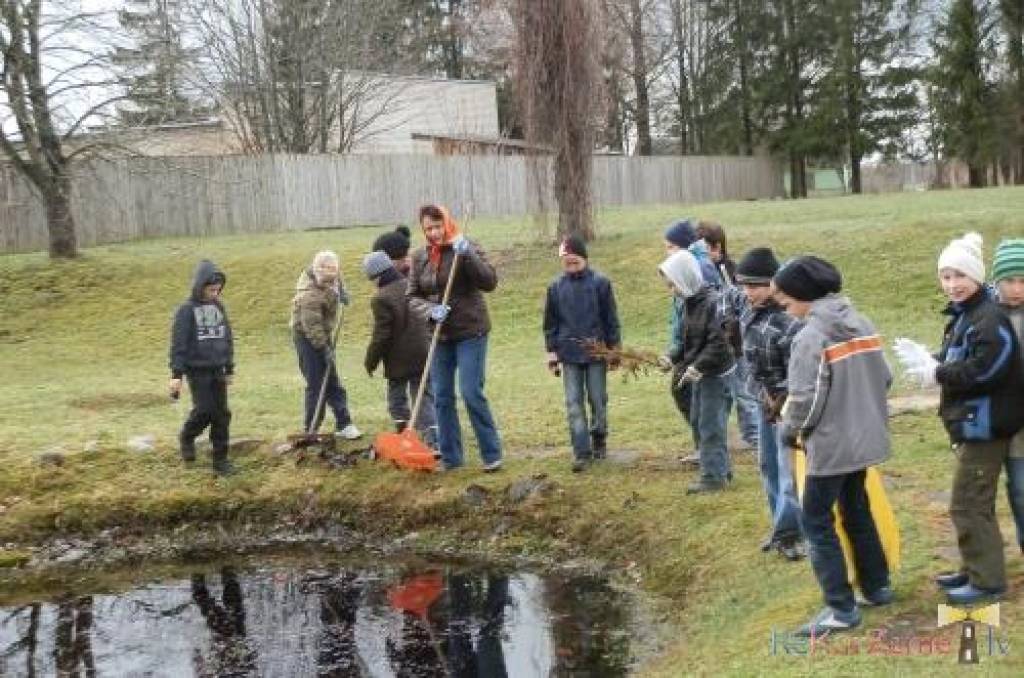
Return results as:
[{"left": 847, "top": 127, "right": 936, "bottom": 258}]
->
[
  {"left": 179, "top": 433, "right": 196, "bottom": 463},
  {"left": 212, "top": 449, "right": 235, "bottom": 477}
]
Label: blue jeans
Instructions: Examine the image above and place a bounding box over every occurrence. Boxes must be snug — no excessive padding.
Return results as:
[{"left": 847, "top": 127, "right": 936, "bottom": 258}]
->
[
  {"left": 803, "top": 470, "right": 890, "bottom": 612},
  {"left": 562, "top": 362, "right": 608, "bottom": 459},
  {"left": 689, "top": 374, "right": 731, "bottom": 483},
  {"left": 294, "top": 334, "right": 351, "bottom": 432},
  {"left": 1005, "top": 452, "right": 1024, "bottom": 550},
  {"left": 431, "top": 334, "right": 502, "bottom": 468},
  {"left": 758, "top": 412, "right": 802, "bottom": 542},
  {"left": 726, "top": 359, "right": 760, "bottom": 446}
]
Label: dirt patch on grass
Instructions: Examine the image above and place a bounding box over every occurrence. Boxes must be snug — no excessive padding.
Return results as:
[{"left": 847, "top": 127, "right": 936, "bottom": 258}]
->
[{"left": 68, "top": 392, "right": 170, "bottom": 411}]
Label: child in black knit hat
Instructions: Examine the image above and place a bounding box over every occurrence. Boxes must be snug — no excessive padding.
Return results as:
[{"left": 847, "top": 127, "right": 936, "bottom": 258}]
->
[
  {"left": 543, "top": 235, "right": 621, "bottom": 472},
  {"left": 736, "top": 247, "right": 806, "bottom": 560}
]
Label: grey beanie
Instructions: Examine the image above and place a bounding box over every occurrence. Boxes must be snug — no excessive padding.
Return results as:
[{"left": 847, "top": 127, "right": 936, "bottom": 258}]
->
[{"left": 362, "top": 250, "right": 393, "bottom": 279}]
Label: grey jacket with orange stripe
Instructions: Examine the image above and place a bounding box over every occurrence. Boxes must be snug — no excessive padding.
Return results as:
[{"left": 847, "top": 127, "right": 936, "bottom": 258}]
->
[{"left": 781, "top": 294, "right": 892, "bottom": 477}]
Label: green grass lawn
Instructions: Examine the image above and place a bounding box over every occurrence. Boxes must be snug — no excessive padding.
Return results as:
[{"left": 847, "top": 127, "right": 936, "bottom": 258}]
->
[{"left": 2, "top": 186, "right": 1024, "bottom": 674}]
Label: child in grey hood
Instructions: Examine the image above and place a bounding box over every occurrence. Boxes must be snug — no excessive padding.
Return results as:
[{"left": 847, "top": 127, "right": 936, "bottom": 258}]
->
[
  {"left": 773, "top": 255, "right": 892, "bottom": 638},
  {"left": 658, "top": 249, "right": 735, "bottom": 494},
  {"left": 169, "top": 260, "right": 236, "bottom": 476}
]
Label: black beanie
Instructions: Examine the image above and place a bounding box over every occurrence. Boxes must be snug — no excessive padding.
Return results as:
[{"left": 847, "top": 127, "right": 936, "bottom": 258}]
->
[
  {"left": 373, "top": 227, "right": 411, "bottom": 261},
  {"left": 559, "top": 235, "right": 588, "bottom": 259},
  {"left": 736, "top": 247, "right": 780, "bottom": 284},
  {"left": 772, "top": 256, "right": 842, "bottom": 302}
]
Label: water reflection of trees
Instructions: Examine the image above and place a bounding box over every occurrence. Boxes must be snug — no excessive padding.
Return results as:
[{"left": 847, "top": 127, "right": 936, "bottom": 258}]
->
[
  {"left": 1, "top": 597, "right": 97, "bottom": 678},
  {"left": 190, "top": 567, "right": 257, "bottom": 677},
  {"left": 546, "top": 576, "right": 631, "bottom": 677},
  {"left": 316, "top": 571, "right": 363, "bottom": 676}
]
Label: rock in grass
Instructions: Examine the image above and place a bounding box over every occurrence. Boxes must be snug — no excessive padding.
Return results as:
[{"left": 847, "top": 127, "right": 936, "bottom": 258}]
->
[
  {"left": 506, "top": 474, "right": 555, "bottom": 504},
  {"left": 127, "top": 434, "right": 156, "bottom": 453},
  {"left": 229, "top": 437, "right": 264, "bottom": 454},
  {"left": 35, "top": 448, "right": 65, "bottom": 467},
  {"left": 462, "top": 484, "right": 490, "bottom": 507}
]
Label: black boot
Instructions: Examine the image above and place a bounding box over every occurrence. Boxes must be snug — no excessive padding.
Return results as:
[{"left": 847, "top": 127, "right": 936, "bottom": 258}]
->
[
  {"left": 179, "top": 433, "right": 196, "bottom": 463},
  {"left": 212, "top": 450, "right": 235, "bottom": 477},
  {"left": 591, "top": 434, "right": 607, "bottom": 460}
]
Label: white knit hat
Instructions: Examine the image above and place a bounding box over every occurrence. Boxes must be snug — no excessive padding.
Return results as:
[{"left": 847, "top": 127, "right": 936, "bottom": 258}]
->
[
  {"left": 658, "top": 249, "right": 704, "bottom": 298},
  {"left": 937, "top": 232, "right": 985, "bottom": 283}
]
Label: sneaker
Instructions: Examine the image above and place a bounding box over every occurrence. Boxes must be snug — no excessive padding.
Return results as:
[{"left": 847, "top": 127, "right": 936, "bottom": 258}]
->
[
  {"left": 794, "top": 606, "right": 862, "bottom": 638},
  {"left": 592, "top": 435, "right": 607, "bottom": 459},
  {"left": 336, "top": 424, "right": 363, "bottom": 440},
  {"left": 856, "top": 586, "right": 894, "bottom": 607},
  {"left": 934, "top": 572, "right": 969, "bottom": 590},
  {"left": 945, "top": 583, "right": 1005, "bottom": 606},
  {"left": 482, "top": 459, "right": 503, "bottom": 473},
  {"left": 759, "top": 535, "right": 776, "bottom": 553},
  {"left": 571, "top": 458, "right": 590, "bottom": 473},
  {"left": 686, "top": 479, "right": 727, "bottom": 495},
  {"left": 776, "top": 538, "right": 807, "bottom": 562}
]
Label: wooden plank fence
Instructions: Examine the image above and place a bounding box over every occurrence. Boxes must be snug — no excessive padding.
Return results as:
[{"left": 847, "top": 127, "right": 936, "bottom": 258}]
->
[{"left": 0, "top": 154, "right": 784, "bottom": 253}]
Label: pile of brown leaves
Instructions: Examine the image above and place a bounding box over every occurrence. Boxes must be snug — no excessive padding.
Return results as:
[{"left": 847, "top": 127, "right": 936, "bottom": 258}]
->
[{"left": 577, "top": 339, "right": 663, "bottom": 381}]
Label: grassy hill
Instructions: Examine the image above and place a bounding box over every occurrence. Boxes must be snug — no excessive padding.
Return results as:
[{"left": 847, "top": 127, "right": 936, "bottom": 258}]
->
[{"left": 2, "top": 186, "right": 1024, "bottom": 674}]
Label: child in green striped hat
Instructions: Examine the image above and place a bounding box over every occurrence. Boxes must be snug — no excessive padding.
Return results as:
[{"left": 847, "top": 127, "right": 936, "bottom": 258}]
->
[{"left": 994, "top": 238, "right": 1024, "bottom": 555}]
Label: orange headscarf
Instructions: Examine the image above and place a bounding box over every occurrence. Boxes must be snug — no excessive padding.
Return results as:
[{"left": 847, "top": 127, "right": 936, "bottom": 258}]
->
[{"left": 424, "top": 205, "right": 460, "bottom": 270}]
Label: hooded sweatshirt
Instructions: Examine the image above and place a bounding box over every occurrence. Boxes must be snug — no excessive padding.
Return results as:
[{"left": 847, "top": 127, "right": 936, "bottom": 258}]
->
[
  {"left": 290, "top": 267, "right": 349, "bottom": 349},
  {"left": 781, "top": 294, "right": 891, "bottom": 476},
  {"left": 169, "top": 260, "right": 234, "bottom": 377},
  {"left": 659, "top": 251, "right": 734, "bottom": 376}
]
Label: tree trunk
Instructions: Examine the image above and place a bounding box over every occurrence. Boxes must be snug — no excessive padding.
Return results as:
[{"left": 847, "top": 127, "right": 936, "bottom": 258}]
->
[
  {"left": 629, "top": 0, "right": 652, "bottom": 156},
  {"left": 790, "top": 154, "right": 807, "bottom": 198},
  {"left": 850, "top": 151, "right": 863, "bottom": 194},
  {"left": 45, "top": 178, "right": 78, "bottom": 259},
  {"left": 671, "top": 0, "right": 690, "bottom": 154},
  {"left": 734, "top": 0, "right": 754, "bottom": 155},
  {"left": 968, "top": 163, "right": 987, "bottom": 187}
]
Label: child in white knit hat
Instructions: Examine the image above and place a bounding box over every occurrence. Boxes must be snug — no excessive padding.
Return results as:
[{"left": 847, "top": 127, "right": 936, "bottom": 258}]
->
[{"left": 894, "top": 232, "right": 1024, "bottom": 605}]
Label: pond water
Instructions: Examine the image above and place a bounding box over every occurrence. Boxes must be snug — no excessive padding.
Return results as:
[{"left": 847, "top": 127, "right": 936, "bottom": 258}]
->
[{"left": 0, "top": 553, "right": 639, "bottom": 676}]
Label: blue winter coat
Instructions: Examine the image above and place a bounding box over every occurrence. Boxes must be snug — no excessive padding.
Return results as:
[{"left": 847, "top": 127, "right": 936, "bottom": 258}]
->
[
  {"left": 543, "top": 268, "right": 621, "bottom": 364},
  {"left": 937, "top": 288, "right": 1024, "bottom": 443}
]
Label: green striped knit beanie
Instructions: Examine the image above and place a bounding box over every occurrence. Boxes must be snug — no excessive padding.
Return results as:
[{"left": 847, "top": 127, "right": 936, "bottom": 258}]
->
[{"left": 992, "top": 239, "right": 1024, "bottom": 282}]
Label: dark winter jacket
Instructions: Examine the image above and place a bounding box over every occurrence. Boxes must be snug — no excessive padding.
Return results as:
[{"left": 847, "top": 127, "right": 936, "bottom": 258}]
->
[
  {"left": 781, "top": 295, "right": 891, "bottom": 476},
  {"left": 543, "top": 267, "right": 621, "bottom": 364},
  {"left": 669, "top": 287, "right": 735, "bottom": 377},
  {"left": 936, "top": 288, "right": 1024, "bottom": 443},
  {"left": 169, "top": 260, "right": 234, "bottom": 378},
  {"left": 407, "top": 239, "right": 498, "bottom": 342},
  {"left": 741, "top": 300, "right": 804, "bottom": 398},
  {"left": 365, "top": 269, "right": 429, "bottom": 379},
  {"left": 290, "top": 268, "right": 347, "bottom": 350}
]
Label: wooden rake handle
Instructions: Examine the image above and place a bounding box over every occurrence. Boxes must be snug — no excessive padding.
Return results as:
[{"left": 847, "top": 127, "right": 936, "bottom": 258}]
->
[{"left": 409, "top": 253, "right": 461, "bottom": 429}]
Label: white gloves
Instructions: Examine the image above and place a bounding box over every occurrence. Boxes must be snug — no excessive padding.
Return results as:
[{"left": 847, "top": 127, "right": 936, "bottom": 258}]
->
[
  {"left": 677, "top": 365, "right": 702, "bottom": 387},
  {"left": 893, "top": 337, "right": 939, "bottom": 389}
]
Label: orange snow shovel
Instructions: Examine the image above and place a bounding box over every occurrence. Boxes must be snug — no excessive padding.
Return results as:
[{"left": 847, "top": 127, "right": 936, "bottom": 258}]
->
[{"left": 372, "top": 253, "right": 461, "bottom": 471}]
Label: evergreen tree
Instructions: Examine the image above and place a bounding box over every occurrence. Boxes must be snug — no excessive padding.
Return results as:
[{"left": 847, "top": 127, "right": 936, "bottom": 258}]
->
[
  {"left": 113, "top": 0, "right": 200, "bottom": 125},
  {"left": 932, "top": 0, "right": 999, "bottom": 187}
]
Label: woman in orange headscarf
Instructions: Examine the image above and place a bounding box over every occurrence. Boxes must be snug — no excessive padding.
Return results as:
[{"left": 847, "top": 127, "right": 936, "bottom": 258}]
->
[{"left": 407, "top": 204, "right": 503, "bottom": 472}]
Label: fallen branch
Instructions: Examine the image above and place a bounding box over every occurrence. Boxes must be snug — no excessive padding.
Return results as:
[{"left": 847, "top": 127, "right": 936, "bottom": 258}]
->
[{"left": 577, "top": 339, "right": 662, "bottom": 381}]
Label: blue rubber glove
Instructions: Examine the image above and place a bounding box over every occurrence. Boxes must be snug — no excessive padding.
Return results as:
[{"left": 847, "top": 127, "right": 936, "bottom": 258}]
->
[
  {"left": 429, "top": 304, "right": 451, "bottom": 323},
  {"left": 451, "top": 235, "right": 471, "bottom": 256}
]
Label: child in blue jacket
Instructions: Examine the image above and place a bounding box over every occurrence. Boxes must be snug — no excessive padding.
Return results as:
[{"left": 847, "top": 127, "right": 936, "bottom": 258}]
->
[{"left": 544, "top": 236, "right": 621, "bottom": 472}]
